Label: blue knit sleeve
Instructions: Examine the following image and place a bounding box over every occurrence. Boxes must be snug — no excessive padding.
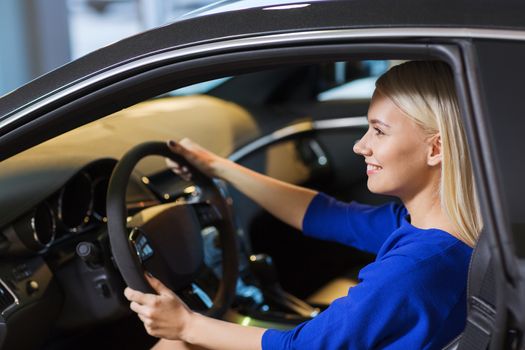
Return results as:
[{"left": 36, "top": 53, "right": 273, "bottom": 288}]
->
[
  {"left": 261, "top": 255, "right": 448, "bottom": 350},
  {"left": 302, "top": 193, "right": 407, "bottom": 254}
]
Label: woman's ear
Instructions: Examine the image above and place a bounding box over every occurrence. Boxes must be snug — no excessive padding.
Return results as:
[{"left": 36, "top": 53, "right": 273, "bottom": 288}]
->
[{"left": 427, "top": 134, "right": 442, "bottom": 166}]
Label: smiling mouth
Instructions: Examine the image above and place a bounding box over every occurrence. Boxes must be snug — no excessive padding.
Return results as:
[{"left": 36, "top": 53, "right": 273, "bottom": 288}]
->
[{"left": 366, "top": 164, "right": 382, "bottom": 174}]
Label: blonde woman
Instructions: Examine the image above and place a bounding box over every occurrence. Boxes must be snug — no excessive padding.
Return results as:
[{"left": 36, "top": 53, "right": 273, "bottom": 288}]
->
[{"left": 124, "top": 61, "right": 481, "bottom": 349}]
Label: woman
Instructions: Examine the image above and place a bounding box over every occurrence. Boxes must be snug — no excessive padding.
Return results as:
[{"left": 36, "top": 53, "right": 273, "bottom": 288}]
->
[{"left": 124, "top": 60, "right": 482, "bottom": 349}]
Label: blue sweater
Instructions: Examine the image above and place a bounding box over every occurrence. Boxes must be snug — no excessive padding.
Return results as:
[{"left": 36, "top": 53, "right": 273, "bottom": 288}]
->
[{"left": 262, "top": 193, "right": 472, "bottom": 349}]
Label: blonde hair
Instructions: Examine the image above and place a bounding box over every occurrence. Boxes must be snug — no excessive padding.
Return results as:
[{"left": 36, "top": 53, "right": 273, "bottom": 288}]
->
[{"left": 375, "top": 61, "right": 482, "bottom": 246}]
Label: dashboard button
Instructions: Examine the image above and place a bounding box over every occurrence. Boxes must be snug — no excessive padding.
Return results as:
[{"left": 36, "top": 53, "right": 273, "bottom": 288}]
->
[{"left": 26, "top": 280, "right": 39, "bottom": 294}]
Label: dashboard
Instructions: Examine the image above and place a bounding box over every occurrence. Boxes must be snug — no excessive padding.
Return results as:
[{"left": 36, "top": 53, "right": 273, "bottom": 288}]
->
[
  {"left": 0, "top": 159, "right": 161, "bottom": 256},
  {"left": 0, "top": 159, "right": 231, "bottom": 350},
  {"left": 0, "top": 154, "right": 240, "bottom": 349},
  {"left": 0, "top": 157, "right": 160, "bottom": 335},
  {"left": 0, "top": 95, "right": 262, "bottom": 349}
]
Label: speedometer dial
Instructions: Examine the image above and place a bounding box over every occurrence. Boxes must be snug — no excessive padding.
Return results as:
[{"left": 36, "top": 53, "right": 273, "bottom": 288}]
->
[
  {"left": 12, "top": 202, "right": 56, "bottom": 251},
  {"left": 58, "top": 172, "right": 93, "bottom": 232},
  {"left": 32, "top": 203, "right": 56, "bottom": 247}
]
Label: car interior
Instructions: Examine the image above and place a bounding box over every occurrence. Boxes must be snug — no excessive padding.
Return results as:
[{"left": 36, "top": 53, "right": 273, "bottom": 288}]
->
[{"left": 0, "top": 58, "right": 463, "bottom": 349}]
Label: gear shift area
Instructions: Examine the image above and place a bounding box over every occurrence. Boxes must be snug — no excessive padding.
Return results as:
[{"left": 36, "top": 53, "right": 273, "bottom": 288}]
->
[{"left": 249, "top": 254, "right": 320, "bottom": 318}]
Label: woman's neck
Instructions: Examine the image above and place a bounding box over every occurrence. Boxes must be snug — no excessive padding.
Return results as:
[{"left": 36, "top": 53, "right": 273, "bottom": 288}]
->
[{"left": 401, "top": 184, "right": 457, "bottom": 236}]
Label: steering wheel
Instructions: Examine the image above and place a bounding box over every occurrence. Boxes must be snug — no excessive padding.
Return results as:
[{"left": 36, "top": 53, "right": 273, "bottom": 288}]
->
[{"left": 106, "top": 141, "right": 238, "bottom": 318}]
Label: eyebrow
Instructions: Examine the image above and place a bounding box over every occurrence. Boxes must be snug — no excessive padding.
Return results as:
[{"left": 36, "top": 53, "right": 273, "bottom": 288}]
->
[{"left": 368, "top": 118, "right": 391, "bottom": 128}]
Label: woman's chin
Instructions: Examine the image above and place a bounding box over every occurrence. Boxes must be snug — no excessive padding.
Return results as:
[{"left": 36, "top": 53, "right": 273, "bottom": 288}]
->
[
  {"left": 367, "top": 180, "right": 396, "bottom": 197},
  {"left": 366, "top": 179, "right": 382, "bottom": 194}
]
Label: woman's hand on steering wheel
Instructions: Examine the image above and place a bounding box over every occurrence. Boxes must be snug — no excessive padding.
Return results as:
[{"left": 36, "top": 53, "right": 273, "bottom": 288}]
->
[
  {"left": 166, "top": 138, "right": 231, "bottom": 180},
  {"left": 125, "top": 273, "right": 193, "bottom": 341}
]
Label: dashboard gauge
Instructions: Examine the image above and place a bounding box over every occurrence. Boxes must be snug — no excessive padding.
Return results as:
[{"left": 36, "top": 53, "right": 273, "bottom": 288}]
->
[
  {"left": 92, "top": 176, "right": 110, "bottom": 222},
  {"left": 13, "top": 202, "right": 56, "bottom": 251},
  {"left": 32, "top": 203, "right": 56, "bottom": 247},
  {"left": 58, "top": 172, "right": 93, "bottom": 232}
]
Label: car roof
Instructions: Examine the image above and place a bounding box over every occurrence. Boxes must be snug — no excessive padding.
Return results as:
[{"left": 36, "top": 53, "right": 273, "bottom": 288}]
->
[
  {"left": 1, "top": 0, "right": 524, "bottom": 119},
  {"left": 179, "top": 0, "right": 326, "bottom": 19}
]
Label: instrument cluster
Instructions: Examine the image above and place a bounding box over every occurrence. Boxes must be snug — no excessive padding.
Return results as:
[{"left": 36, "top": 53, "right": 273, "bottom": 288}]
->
[{"left": 3, "top": 159, "right": 117, "bottom": 254}]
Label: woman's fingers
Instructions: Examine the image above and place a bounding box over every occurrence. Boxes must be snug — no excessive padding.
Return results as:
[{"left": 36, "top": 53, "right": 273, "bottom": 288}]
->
[
  {"left": 166, "top": 140, "right": 195, "bottom": 181},
  {"left": 165, "top": 158, "right": 180, "bottom": 170},
  {"left": 125, "top": 281, "right": 192, "bottom": 341},
  {"left": 167, "top": 138, "right": 205, "bottom": 161},
  {"left": 130, "top": 300, "right": 151, "bottom": 316},
  {"left": 178, "top": 137, "right": 194, "bottom": 150},
  {"left": 167, "top": 139, "right": 189, "bottom": 156},
  {"left": 124, "top": 287, "right": 157, "bottom": 305},
  {"left": 145, "top": 272, "right": 174, "bottom": 297},
  {"left": 165, "top": 158, "right": 190, "bottom": 177},
  {"left": 166, "top": 138, "right": 216, "bottom": 177}
]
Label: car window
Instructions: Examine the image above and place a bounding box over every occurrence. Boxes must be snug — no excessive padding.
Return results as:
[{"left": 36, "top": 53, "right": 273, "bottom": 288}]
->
[
  {"left": 169, "top": 77, "right": 232, "bottom": 96},
  {"left": 317, "top": 60, "right": 390, "bottom": 101},
  {"left": 169, "top": 60, "right": 391, "bottom": 101}
]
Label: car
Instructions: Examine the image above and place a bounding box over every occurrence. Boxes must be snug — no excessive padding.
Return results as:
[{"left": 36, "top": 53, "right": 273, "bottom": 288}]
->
[{"left": 0, "top": 0, "right": 524, "bottom": 349}]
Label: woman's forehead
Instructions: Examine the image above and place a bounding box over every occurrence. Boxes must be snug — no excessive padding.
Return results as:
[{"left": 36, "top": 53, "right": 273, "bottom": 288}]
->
[
  {"left": 368, "top": 93, "right": 427, "bottom": 136},
  {"left": 368, "top": 93, "right": 405, "bottom": 124}
]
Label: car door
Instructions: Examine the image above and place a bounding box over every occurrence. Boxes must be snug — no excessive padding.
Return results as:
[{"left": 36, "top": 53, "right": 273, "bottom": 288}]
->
[{"left": 452, "top": 38, "right": 525, "bottom": 350}]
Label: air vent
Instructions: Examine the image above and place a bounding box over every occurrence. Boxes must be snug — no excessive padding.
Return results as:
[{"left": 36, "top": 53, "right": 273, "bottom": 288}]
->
[{"left": 0, "top": 281, "right": 16, "bottom": 313}]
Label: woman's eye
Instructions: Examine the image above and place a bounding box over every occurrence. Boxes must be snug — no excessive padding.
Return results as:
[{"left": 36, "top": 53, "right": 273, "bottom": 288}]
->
[{"left": 373, "top": 127, "right": 384, "bottom": 136}]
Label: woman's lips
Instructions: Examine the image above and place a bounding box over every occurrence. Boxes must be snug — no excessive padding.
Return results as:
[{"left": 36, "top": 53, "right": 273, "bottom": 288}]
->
[{"left": 366, "top": 163, "right": 382, "bottom": 175}]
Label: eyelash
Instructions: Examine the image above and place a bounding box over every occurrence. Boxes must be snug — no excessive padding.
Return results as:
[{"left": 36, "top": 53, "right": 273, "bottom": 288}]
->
[{"left": 373, "top": 127, "right": 384, "bottom": 136}]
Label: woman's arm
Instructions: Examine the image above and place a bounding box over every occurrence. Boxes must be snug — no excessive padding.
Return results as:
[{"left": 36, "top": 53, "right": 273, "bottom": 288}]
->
[
  {"left": 168, "top": 139, "right": 317, "bottom": 231},
  {"left": 184, "top": 313, "right": 265, "bottom": 350},
  {"left": 125, "top": 274, "right": 265, "bottom": 350}
]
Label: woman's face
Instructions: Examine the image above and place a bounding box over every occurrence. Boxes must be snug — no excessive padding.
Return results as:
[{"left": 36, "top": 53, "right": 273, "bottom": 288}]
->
[{"left": 353, "top": 92, "right": 437, "bottom": 201}]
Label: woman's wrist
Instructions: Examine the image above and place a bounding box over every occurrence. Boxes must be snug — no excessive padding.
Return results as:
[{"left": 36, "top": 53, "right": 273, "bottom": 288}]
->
[
  {"left": 213, "top": 157, "right": 236, "bottom": 180},
  {"left": 180, "top": 309, "right": 199, "bottom": 344},
  {"left": 180, "top": 311, "right": 265, "bottom": 350}
]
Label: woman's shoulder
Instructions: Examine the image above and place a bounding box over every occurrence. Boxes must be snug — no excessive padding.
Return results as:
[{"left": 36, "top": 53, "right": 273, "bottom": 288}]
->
[
  {"left": 359, "top": 240, "right": 471, "bottom": 297},
  {"left": 368, "top": 232, "right": 473, "bottom": 292},
  {"left": 310, "top": 192, "right": 407, "bottom": 221},
  {"left": 379, "top": 218, "right": 473, "bottom": 259}
]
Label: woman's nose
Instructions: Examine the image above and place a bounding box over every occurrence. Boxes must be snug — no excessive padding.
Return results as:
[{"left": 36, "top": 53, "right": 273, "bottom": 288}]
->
[{"left": 353, "top": 137, "right": 372, "bottom": 156}]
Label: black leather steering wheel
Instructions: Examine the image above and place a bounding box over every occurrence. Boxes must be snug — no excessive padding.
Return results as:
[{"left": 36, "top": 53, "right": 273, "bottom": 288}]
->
[{"left": 106, "top": 141, "right": 238, "bottom": 318}]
